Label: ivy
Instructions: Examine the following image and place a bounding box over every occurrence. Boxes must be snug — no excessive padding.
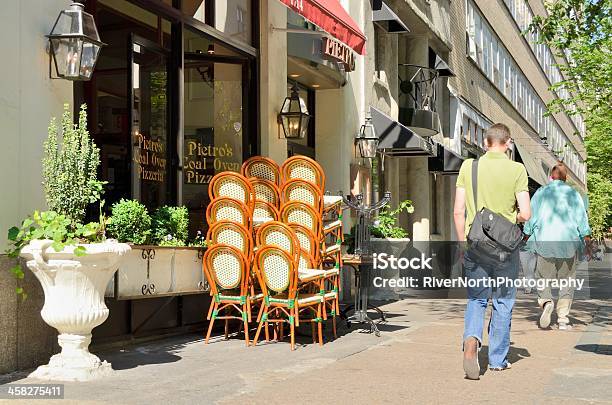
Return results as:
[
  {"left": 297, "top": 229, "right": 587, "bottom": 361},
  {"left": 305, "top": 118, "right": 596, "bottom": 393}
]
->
[{"left": 370, "top": 199, "right": 414, "bottom": 239}]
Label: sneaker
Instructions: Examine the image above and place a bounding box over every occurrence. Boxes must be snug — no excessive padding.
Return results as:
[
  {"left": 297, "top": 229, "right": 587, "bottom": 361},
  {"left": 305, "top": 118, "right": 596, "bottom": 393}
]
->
[
  {"left": 463, "top": 337, "right": 480, "bottom": 380},
  {"left": 489, "top": 362, "right": 512, "bottom": 372},
  {"left": 539, "top": 301, "right": 553, "bottom": 329},
  {"left": 558, "top": 322, "right": 572, "bottom": 330}
]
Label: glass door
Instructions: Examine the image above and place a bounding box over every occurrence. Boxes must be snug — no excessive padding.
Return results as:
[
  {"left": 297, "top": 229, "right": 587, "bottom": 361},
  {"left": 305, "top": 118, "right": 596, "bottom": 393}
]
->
[
  {"left": 182, "top": 52, "right": 248, "bottom": 237},
  {"left": 129, "top": 35, "right": 171, "bottom": 211}
]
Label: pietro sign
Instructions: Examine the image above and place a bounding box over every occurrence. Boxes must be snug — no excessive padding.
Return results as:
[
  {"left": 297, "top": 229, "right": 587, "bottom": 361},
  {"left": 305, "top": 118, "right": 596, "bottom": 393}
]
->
[{"left": 322, "top": 37, "right": 355, "bottom": 72}]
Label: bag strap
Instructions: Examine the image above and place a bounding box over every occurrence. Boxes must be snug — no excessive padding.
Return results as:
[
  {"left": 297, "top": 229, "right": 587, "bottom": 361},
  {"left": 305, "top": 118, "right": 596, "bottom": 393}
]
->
[{"left": 471, "top": 159, "right": 479, "bottom": 209}]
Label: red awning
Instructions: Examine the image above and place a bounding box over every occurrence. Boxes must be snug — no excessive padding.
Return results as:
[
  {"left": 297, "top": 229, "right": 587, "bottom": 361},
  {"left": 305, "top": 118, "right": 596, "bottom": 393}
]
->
[{"left": 279, "top": 0, "right": 367, "bottom": 55}]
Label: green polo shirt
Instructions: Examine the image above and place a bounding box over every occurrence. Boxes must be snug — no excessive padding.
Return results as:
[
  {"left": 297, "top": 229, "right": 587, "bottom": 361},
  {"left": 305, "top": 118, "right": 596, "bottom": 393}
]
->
[{"left": 456, "top": 151, "right": 528, "bottom": 236}]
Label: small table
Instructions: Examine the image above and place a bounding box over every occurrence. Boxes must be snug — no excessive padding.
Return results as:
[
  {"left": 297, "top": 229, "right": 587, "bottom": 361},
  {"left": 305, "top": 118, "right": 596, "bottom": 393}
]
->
[{"left": 341, "top": 254, "right": 386, "bottom": 336}]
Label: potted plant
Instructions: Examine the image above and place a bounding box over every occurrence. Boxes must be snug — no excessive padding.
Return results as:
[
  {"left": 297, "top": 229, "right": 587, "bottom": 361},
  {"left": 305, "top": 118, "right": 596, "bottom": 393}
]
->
[
  {"left": 107, "top": 200, "right": 207, "bottom": 297},
  {"left": 6, "top": 104, "right": 130, "bottom": 381},
  {"left": 370, "top": 199, "right": 414, "bottom": 301}
]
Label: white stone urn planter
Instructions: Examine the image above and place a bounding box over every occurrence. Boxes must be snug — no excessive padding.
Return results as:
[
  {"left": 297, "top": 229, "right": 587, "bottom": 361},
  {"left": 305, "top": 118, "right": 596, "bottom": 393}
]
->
[{"left": 20, "top": 239, "right": 131, "bottom": 381}]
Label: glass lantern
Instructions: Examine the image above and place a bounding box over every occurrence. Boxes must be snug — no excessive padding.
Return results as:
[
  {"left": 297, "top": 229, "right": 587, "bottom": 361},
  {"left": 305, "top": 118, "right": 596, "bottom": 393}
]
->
[
  {"left": 356, "top": 115, "right": 378, "bottom": 158},
  {"left": 279, "top": 83, "right": 310, "bottom": 139},
  {"left": 47, "top": 2, "right": 106, "bottom": 80}
]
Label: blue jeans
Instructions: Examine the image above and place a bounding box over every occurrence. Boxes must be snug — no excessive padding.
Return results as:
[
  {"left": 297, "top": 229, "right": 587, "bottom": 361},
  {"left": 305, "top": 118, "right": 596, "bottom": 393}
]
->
[{"left": 463, "top": 249, "right": 519, "bottom": 368}]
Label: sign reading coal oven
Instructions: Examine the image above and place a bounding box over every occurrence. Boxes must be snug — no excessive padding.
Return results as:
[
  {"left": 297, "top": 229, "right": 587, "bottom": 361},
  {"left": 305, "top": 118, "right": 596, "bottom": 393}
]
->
[
  {"left": 322, "top": 37, "right": 355, "bottom": 72},
  {"left": 133, "top": 132, "right": 166, "bottom": 182},
  {"left": 184, "top": 130, "right": 241, "bottom": 185}
]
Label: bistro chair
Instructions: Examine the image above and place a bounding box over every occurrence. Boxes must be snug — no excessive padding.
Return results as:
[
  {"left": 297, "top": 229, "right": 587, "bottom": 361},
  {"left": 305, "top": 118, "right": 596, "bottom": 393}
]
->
[
  {"left": 206, "top": 197, "right": 252, "bottom": 229},
  {"left": 281, "top": 179, "right": 323, "bottom": 214},
  {"left": 255, "top": 221, "right": 300, "bottom": 261},
  {"left": 209, "top": 171, "right": 255, "bottom": 213},
  {"left": 280, "top": 201, "right": 322, "bottom": 240},
  {"left": 288, "top": 223, "right": 320, "bottom": 265},
  {"left": 203, "top": 244, "right": 251, "bottom": 346},
  {"left": 252, "top": 201, "right": 280, "bottom": 228},
  {"left": 206, "top": 221, "right": 253, "bottom": 262},
  {"left": 250, "top": 178, "right": 281, "bottom": 207},
  {"left": 242, "top": 156, "right": 281, "bottom": 186},
  {"left": 280, "top": 155, "right": 325, "bottom": 192},
  {"left": 251, "top": 246, "right": 324, "bottom": 350}
]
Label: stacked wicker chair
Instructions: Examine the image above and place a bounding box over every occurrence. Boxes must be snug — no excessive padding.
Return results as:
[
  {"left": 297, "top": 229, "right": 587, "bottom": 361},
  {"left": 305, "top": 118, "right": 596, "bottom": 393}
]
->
[{"left": 202, "top": 155, "right": 344, "bottom": 349}]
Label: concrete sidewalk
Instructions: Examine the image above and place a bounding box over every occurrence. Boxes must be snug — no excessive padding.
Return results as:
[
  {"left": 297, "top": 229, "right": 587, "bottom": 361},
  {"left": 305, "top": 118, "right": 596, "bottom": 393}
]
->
[{"left": 1, "top": 256, "right": 611, "bottom": 404}]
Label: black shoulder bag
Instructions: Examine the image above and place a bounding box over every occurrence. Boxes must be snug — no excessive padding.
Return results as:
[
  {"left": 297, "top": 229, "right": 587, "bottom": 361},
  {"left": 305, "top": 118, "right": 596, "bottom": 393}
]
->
[{"left": 466, "top": 160, "right": 524, "bottom": 262}]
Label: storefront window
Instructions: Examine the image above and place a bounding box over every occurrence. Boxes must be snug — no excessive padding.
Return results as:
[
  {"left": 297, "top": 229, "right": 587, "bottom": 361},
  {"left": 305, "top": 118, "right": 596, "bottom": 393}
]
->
[
  {"left": 131, "top": 40, "right": 170, "bottom": 210},
  {"left": 182, "top": 0, "right": 252, "bottom": 46},
  {"left": 80, "top": 1, "right": 172, "bottom": 209},
  {"left": 183, "top": 29, "right": 246, "bottom": 236}
]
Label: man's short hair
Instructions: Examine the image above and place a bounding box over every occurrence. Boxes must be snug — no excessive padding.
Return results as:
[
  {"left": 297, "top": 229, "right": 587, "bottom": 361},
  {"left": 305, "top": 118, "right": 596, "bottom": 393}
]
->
[
  {"left": 485, "top": 123, "right": 511, "bottom": 145},
  {"left": 551, "top": 162, "right": 568, "bottom": 181}
]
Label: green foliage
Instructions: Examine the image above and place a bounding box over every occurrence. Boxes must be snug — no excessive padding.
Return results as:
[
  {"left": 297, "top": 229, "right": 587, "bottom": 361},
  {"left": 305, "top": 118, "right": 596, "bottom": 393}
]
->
[
  {"left": 586, "top": 172, "right": 612, "bottom": 240},
  {"left": 43, "top": 104, "right": 105, "bottom": 225},
  {"left": 370, "top": 199, "right": 414, "bottom": 239},
  {"left": 188, "top": 230, "right": 208, "bottom": 248},
  {"left": 107, "top": 199, "right": 152, "bottom": 244},
  {"left": 5, "top": 210, "right": 106, "bottom": 297},
  {"left": 529, "top": 0, "right": 612, "bottom": 239},
  {"left": 152, "top": 206, "right": 189, "bottom": 246}
]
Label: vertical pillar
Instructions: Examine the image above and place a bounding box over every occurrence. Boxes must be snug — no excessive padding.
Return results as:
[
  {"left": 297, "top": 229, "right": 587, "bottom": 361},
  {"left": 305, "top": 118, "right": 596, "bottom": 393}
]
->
[{"left": 258, "top": 0, "right": 288, "bottom": 164}]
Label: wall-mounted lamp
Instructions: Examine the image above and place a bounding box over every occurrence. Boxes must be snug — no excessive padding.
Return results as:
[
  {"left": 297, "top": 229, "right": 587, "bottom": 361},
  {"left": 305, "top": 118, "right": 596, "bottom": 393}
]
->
[
  {"left": 47, "top": 2, "right": 105, "bottom": 80},
  {"left": 278, "top": 83, "right": 310, "bottom": 139},
  {"left": 356, "top": 112, "right": 378, "bottom": 159}
]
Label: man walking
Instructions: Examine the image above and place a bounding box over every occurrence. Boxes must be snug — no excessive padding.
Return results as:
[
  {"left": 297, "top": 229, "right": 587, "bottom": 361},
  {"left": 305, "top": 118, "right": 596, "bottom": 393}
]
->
[
  {"left": 453, "top": 123, "right": 531, "bottom": 379},
  {"left": 524, "top": 163, "right": 591, "bottom": 330}
]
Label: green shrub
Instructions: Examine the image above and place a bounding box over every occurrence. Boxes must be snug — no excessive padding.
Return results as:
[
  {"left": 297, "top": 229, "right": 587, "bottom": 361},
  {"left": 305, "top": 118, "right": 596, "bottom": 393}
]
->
[
  {"left": 108, "top": 199, "right": 151, "bottom": 244},
  {"left": 152, "top": 206, "right": 189, "bottom": 246},
  {"left": 370, "top": 199, "right": 414, "bottom": 239},
  {"left": 42, "top": 104, "right": 105, "bottom": 225}
]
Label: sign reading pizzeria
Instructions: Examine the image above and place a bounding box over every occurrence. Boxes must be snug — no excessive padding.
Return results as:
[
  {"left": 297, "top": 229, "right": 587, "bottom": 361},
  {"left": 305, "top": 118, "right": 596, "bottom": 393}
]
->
[{"left": 322, "top": 37, "right": 355, "bottom": 72}]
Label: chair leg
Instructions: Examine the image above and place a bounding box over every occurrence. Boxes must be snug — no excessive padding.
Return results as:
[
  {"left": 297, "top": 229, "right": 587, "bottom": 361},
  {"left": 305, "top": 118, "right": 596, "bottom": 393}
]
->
[
  {"left": 224, "top": 316, "right": 229, "bottom": 340},
  {"left": 256, "top": 301, "right": 265, "bottom": 322},
  {"left": 265, "top": 321, "right": 270, "bottom": 342},
  {"left": 332, "top": 308, "right": 337, "bottom": 340},
  {"left": 207, "top": 296, "right": 215, "bottom": 320},
  {"left": 290, "top": 308, "right": 296, "bottom": 351},
  {"left": 252, "top": 306, "right": 267, "bottom": 347},
  {"left": 205, "top": 302, "right": 218, "bottom": 344},
  {"left": 243, "top": 305, "right": 250, "bottom": 347},
  {"left": 311, "top": 321, "right": 316, "bottom": 344},
  {"left": 317, "top": 304, "right": 323, "bottom": 346}
]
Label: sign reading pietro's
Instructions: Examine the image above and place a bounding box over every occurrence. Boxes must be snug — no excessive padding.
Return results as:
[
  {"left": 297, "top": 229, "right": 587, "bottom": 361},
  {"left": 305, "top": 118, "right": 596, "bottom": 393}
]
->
[
  {"left": 323, "top": 37, "right": 355, "bottom": 72},
  {"left": 133, "top": 132, "right": 166, "bottom": 182}
]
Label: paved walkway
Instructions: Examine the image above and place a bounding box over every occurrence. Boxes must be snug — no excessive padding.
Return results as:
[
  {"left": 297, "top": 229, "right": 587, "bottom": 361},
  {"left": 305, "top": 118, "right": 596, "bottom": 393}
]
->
[{"left": 1, "top": 259, "right": 611, "bottom": 404}]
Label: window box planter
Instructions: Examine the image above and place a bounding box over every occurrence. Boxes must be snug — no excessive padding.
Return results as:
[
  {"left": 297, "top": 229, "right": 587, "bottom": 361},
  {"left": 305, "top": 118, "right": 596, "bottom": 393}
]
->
[
  {"left": 20, "top": 239, "right": 130, "bottom": 381},
  {"left": 106, "top": 245, "right": 209, "bottom": 300}
]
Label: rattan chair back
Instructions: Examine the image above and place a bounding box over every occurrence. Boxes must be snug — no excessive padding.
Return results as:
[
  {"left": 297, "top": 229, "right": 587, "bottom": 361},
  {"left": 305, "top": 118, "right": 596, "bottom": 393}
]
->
[
  {"left": 206, "top": 221, "right": 252, "bottom": 259},
  {"left": 256, "top": 221, "right": 299, "bottom": 259},
  {"left": 242, "top": 156, "right": 281, "bottom": 185},
  {"left": 253, "top": 201, "right": 280, "bottom": 223},
  {"left": 250, "top": 179, "right": 281, "bottom": 207},
  {"left": 254, "top": 246, "right": 297, "bottom": 295},
  {"left": 206, "top": 197, "right": 251, "bottom": 228},
  {"left": 280, "top": 201, "right": 321, "bottom": 238},
  {"left": 281, "top": 179, "right": 322, "bottom": 213},
  {"left": 280, "top": 155, "right": 325, "bottom": 192},
  {"left": 209, "top": 171, "right": 254, "bottom": 211},
  {"left": 203, "top": 244, "right": 248, "bottom": 293}
]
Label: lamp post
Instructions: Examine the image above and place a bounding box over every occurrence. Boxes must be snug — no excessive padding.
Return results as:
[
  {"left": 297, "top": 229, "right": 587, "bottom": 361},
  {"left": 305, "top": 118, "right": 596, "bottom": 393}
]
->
[
  {"left": 278, "top": 83, "right": 310, "bottom": 139},
  {"left": 47, "top": 2, "right": 106, "bottom": 81},
  {"left": 356, "top": 114, "right": 379, "bottom": 159}
]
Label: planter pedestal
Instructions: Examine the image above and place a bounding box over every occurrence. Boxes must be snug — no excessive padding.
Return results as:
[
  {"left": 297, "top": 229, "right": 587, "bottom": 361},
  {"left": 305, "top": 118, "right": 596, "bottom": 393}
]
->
[{"left": 21, "top": 240, "right": 130, "bottom": 381}]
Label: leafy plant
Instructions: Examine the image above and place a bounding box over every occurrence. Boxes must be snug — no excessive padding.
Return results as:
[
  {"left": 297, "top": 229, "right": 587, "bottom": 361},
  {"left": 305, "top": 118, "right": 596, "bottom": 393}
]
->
[
  {"left": 6, "top": 211, "right": 106, "bottom": 296},
  {"left": 370, "top": 199, "right": 414, "bottom": 239},
  {"left": 188, "top": 230, "right": 208, "bottom": 248},
  {"left": 43, "top": 104, "right": 105, "bottom": 225},
  {"left": 107, "top": 199, "right": 151, "bottom": 244},
  {"left": 152, "top": 206, "right": 189, "bottom": 246}
]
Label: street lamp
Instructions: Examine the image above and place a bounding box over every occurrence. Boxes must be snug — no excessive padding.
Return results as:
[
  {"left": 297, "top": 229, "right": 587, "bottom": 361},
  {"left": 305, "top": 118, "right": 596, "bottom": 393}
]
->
[
  {"left": 278, "top": 83, "right": 310, "bottom": 139},
  {"left": 356, "top": 113, "right": 378, "bottom": 158},
  {"left": 47, "top": 2, "right": 106, "bottom": 81}
]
